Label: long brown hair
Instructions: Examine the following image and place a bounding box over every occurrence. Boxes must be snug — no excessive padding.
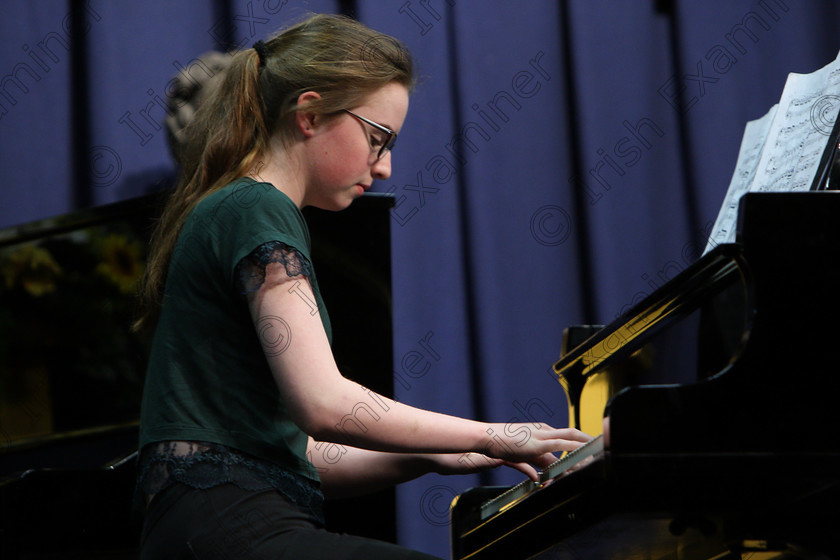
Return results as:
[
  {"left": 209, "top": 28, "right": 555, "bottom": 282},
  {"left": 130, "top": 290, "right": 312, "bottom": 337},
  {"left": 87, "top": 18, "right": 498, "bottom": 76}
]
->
[{"left": 135, "top": 14, "right": 414, "bottom": 331}]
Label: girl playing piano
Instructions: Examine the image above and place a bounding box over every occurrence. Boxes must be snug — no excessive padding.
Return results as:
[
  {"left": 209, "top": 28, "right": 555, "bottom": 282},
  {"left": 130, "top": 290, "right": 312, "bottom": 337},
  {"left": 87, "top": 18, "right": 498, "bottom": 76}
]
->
[{"left": 134, "top": 13, "right": 589, "bottom": 559}]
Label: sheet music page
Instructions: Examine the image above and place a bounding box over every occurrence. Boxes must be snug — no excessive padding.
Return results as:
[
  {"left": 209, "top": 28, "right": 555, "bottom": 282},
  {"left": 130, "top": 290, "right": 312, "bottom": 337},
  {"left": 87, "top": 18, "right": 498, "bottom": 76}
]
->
[
  {"left": 704, "top": 50, "right": 840, "bottom": 253},
  {"left": 750, "top": 51, "right": 840, "bottom": 194},
  {"left": 704, "top": 105, "right": 777, "bottom": 252}
]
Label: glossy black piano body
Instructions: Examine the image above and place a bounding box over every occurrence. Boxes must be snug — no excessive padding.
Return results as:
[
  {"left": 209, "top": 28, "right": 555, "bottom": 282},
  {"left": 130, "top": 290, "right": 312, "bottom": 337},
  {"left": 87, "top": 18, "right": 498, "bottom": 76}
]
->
[{"left": 451, "top": 192, "right": 840, "bottom": 560}]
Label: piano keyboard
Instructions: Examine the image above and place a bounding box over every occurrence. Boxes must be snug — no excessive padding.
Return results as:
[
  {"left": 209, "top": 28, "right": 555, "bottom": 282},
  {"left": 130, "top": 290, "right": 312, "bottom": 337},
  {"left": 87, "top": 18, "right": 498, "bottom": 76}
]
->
[{"left": 478, "top": 434, "right": 605, "bottom": 521}]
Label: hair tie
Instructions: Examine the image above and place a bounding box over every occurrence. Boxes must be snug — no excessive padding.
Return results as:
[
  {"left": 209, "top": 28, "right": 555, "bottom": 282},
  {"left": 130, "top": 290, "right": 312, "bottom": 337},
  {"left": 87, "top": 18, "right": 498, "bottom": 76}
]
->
[{"left": 253, "top": 40, "right": 268, "bottom": 68}]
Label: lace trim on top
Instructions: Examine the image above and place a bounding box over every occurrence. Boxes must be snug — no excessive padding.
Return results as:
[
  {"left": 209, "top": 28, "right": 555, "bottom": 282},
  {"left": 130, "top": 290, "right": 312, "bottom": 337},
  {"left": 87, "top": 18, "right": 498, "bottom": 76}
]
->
[
  {"left": 235, "top": 240, "right": 312, "bottom": 294},
  {"left": 138, "top": 244, "right": 322, "bottom": 521},
  {"left": 137, "top": 441, "right": 324, "bottom": 523}
]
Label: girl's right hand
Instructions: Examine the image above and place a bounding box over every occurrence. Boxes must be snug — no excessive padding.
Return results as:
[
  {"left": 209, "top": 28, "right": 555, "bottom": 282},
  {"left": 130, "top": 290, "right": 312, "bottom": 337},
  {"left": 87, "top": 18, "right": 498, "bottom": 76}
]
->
[{"left": 479, "top": 423, "right": 592, "bottom": 470}]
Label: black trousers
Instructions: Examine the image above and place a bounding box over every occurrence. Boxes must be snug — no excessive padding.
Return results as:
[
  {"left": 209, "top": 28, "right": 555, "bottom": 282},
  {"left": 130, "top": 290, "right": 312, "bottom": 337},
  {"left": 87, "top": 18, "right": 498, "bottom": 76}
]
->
[{"left": 139, "top": 482, "right": 444, "bottom": 560}]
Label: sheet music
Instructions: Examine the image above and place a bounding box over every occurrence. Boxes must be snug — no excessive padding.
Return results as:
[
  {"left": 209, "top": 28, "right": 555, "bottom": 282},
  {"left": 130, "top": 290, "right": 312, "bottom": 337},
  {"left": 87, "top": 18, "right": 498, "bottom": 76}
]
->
[
  {"left": 704, "top": 105, "right": 777, "bottom": 252},
  {"left": 704, "top": 50, "right": 840, "bottom": 253},
  {"left": 752, "top": 55, "right": 840, "bottom": 193}
]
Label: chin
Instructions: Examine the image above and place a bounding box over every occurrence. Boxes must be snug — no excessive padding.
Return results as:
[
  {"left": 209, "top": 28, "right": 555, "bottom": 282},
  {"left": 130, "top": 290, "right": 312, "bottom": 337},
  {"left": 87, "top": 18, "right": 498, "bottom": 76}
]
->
[{"left": 316, "top": 198, "right": 356, "bottom": 212}]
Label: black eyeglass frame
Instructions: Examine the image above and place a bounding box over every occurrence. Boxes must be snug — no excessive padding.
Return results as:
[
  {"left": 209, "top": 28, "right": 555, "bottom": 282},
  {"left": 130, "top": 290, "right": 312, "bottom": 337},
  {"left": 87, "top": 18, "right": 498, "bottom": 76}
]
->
[{"left": 342, "top": 109, "right": 397, "bottom": 160}]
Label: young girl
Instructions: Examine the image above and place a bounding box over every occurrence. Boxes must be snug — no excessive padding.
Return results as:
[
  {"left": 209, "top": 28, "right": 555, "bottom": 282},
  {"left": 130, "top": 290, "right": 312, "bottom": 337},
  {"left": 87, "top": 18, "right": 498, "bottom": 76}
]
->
[{"left": 135, "top": 14, "right": 589, "bottom": 559}]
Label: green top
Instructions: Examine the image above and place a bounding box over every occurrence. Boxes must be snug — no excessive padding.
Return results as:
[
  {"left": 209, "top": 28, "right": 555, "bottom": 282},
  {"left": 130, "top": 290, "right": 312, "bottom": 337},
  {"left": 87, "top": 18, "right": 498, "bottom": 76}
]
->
[{"left": 139, "top": 177, "right": 331, "bottom": 484}]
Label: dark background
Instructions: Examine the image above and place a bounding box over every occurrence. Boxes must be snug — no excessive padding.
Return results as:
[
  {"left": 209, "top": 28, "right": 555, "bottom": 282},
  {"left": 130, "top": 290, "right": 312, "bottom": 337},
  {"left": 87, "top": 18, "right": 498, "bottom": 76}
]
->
[{"left": 2, "top": 1, "right": 839, "bottom": 556}]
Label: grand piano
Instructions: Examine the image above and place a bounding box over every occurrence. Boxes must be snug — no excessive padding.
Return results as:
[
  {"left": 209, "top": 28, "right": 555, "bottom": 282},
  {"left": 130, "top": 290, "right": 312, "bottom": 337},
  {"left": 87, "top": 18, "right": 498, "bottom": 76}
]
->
[{"left": 450, "top": 165, "right": 840, "bottom": 557}]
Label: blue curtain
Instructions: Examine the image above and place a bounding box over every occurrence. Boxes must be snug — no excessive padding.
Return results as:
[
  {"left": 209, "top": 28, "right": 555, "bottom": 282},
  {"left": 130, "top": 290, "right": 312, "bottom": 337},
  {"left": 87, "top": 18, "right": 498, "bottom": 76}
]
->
[{"left": 2, "top": 1, "right": 839, "bottom": 556}]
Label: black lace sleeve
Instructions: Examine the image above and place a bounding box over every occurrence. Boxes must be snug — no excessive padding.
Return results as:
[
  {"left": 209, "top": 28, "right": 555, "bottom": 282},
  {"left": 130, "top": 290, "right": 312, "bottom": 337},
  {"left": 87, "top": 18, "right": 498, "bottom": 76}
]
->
[{"left": 234, "top": 240, "right": 312, "bottom": 295}]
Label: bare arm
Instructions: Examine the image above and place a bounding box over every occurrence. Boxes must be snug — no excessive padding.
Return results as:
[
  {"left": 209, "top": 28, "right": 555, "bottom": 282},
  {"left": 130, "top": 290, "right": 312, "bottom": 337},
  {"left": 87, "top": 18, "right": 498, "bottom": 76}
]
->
[
  {"left": 248, "top": 264, "right": 589, "bottom": 474},
  {"left": 308, "top": 437, "right": 511, "bottom": 499}
]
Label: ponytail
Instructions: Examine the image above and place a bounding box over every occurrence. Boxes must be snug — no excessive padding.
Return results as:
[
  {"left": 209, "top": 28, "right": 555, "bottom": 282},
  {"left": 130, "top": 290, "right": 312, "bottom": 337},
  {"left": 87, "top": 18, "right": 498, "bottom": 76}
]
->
[{"left": 135, "top": 14, "right": 414, "bottom": 332}]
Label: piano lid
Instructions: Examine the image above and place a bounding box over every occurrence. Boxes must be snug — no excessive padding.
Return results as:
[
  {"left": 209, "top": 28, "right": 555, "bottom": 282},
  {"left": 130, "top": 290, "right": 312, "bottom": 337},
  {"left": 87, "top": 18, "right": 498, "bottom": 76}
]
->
[
  {"left": 553, "top": 243, "right": 753, "bottom": 393},
  {"left": 453, "top": 192, "right": 840, "bottom": 560}
]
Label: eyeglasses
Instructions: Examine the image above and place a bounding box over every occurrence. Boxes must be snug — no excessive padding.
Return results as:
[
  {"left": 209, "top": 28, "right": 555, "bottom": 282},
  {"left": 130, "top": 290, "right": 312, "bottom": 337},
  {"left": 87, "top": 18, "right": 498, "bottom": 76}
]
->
[{"left": 343, "top": 109, "right": 397, "bottom": 160}]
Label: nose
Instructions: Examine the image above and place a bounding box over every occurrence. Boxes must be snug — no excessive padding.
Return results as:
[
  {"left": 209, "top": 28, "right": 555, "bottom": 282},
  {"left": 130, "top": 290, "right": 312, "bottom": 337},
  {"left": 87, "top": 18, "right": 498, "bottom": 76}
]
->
[{"left": 371, "top": 151, "right": 392, "bottom": 180}]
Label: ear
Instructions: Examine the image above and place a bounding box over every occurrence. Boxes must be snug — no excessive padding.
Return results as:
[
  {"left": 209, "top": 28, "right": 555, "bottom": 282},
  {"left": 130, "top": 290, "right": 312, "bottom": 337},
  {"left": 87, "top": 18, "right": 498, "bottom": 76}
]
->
[{"left": 295, "top": 91, "right": 322, "bottom": 138}]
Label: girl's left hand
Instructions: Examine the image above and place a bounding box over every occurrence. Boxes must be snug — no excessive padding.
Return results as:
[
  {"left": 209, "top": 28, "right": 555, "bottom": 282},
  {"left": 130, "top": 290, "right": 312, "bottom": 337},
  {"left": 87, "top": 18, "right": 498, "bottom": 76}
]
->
[{"left": 428, "top": 452, "right": 542, "bottom": 481}]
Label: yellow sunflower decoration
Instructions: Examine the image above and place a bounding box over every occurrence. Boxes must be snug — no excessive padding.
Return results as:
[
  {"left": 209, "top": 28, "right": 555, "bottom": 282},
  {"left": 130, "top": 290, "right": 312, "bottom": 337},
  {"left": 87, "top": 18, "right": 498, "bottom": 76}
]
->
[
  {"left": 95, "top": 234, "right": 145, "bottom": 294},
  {"left": 1, "top": 244, "right": 63, "bottom": 297}
]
